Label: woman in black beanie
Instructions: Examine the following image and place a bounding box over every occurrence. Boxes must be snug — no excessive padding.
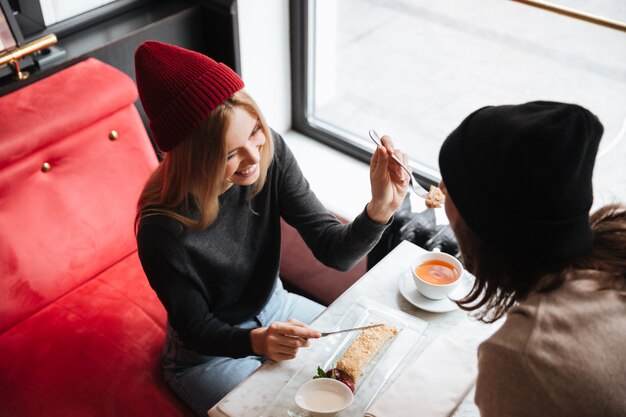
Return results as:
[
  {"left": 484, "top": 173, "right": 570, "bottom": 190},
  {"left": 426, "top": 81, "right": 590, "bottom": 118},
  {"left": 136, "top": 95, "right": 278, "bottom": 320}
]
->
[{"left": 438, "top": 101, "right": 626, "bottom": 416}]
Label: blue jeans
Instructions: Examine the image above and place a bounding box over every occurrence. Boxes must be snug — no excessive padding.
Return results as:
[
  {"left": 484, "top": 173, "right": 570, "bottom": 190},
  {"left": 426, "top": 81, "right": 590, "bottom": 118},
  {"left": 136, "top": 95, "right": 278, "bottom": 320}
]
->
[{"left": 161, "top": 279, "right": 325, "bottom": 416}]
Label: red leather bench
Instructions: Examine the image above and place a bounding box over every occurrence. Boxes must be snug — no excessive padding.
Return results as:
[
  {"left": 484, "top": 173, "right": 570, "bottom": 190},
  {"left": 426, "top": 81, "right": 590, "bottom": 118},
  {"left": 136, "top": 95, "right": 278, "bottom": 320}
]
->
[
  {"left": 0, "top": 58, "right": 191, "bottom": 416},
  {"left": 280, "top": 218, "right": 366, "bottom": 306},
  {"left": 0, "top": 58, "right": 365, "bottom": 416}
]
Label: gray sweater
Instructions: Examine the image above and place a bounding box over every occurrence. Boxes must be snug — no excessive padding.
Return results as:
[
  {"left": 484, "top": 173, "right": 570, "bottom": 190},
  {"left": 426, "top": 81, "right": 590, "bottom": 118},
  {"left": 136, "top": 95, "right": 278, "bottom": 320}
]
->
[
  {"left": 137, "top": 132, "right": 387, "bottom": 358},
  {"left": 475, "top": 270, "right": 626, "bottom": 416}
]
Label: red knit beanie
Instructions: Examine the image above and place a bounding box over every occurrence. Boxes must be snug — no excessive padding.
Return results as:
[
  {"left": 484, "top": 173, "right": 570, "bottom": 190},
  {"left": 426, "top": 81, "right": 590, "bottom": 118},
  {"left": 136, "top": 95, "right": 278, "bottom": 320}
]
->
[{"left": 134, "top": 41, "right": 244, "bottom": 152}]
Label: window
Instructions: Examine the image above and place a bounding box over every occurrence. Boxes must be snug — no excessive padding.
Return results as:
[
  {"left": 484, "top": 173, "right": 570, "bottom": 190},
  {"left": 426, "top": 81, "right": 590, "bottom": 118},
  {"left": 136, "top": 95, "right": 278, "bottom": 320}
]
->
[{"left": 291, "top": 0, "right": 626, "bottom": 204}]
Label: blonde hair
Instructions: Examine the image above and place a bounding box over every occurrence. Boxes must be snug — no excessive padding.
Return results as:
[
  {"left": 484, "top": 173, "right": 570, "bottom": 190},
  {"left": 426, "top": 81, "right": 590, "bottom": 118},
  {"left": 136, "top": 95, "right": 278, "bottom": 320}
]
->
[{"left": 136, "top": 90, "right": 274, "bottom": 230}]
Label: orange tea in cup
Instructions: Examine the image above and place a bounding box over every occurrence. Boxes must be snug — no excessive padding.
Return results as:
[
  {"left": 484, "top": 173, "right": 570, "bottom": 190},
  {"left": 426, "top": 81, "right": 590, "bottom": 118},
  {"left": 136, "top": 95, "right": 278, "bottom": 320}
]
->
[{"left": 414, "top": 259, "right": 459, "bottom": 285}]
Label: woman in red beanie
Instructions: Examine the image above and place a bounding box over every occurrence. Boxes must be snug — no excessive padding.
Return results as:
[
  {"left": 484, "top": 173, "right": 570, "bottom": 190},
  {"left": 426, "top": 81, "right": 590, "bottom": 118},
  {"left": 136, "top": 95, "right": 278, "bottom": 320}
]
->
[
  {"left": 133, "top": 41, "right": 409, "bottom": 415},
  {"left": 438, "top": 101, "right": 626, "bottom": 416}
]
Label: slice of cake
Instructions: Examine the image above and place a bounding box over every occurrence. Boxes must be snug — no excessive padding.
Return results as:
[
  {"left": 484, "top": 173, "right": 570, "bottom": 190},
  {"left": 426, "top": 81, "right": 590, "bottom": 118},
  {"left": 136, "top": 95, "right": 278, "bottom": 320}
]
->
[{"left": 336, "top": 324, "right": 398, "bottom": 384}]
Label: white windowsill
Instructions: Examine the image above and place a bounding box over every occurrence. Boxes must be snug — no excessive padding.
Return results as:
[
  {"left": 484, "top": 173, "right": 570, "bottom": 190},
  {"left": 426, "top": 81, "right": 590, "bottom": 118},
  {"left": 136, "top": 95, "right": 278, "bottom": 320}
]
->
[
  {"left": 282, "top": 130, "right": 371, "bottom": 220},
  {"left": 282, "top": 130, "right": 448, "bottom": 224}
]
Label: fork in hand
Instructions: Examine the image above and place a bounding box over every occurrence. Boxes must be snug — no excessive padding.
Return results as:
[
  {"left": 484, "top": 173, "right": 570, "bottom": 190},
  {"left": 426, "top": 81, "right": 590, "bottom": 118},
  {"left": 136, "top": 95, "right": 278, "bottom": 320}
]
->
[{"left": 368, "top": 129, "right": 429, "bottom": 199}]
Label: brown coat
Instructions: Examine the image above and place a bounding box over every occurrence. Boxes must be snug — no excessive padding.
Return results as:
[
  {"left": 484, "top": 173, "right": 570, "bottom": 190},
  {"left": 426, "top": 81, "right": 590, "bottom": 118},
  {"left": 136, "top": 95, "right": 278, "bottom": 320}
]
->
[{"left": 475, "top": 271, "right": 626, "bottom": 417}]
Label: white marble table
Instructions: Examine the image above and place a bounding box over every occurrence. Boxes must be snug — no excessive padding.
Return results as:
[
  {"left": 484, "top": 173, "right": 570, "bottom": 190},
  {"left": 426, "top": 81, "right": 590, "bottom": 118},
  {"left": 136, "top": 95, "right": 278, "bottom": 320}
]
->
[{"left": 208, "top": 240, "right": 500, "bottom": 417}]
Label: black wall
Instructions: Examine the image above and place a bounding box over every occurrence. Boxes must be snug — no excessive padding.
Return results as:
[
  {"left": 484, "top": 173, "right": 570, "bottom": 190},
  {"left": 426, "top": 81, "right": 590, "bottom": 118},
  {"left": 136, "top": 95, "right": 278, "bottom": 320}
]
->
[{"left": 0, "top": 0, "right": 240, "bottom": 148}]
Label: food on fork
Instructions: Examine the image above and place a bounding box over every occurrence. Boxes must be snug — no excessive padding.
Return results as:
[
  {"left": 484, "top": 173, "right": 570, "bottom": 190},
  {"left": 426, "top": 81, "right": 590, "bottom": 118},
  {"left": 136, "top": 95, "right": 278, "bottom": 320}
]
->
[
  {"left": 335, "top": 324, "right": 398, "bottom": 384},
  {"left": 425, "top": 185, "right": 445, "bottom": 209}
]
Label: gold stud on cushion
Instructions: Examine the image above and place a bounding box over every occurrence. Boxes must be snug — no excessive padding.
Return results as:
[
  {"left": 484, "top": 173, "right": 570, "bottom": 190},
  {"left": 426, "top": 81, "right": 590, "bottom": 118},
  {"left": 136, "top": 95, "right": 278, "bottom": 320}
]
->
[
  {"left": 109, "top": 130, "right": 119, "bottom": 141},
  {"left": 41, "top": 162, "right": 51, "bottom": 172}
]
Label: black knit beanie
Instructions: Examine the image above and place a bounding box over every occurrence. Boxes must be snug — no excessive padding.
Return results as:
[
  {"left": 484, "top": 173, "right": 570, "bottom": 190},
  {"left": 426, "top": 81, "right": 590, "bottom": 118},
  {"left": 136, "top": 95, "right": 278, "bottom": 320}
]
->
[{"left": 439, "top": 101, "right": 603, "bottom": 262}]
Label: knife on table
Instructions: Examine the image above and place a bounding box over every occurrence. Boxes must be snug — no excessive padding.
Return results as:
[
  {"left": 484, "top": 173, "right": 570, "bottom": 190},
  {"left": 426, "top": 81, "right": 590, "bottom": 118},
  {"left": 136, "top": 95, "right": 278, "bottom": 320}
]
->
[{"left": 319, "top": 323, "right": 384, "bottom": 337}]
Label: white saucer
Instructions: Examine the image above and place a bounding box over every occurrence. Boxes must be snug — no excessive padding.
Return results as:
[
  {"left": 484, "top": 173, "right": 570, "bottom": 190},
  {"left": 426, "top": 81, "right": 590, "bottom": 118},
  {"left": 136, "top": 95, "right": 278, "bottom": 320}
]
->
[{"left": 398, "top": 268, "right": 474, "bottom": 313}]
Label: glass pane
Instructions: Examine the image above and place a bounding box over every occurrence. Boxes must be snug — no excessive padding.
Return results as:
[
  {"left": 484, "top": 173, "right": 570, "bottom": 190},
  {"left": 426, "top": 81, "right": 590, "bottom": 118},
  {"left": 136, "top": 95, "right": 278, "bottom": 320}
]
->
[{"left": 309, "top": 0, "right": 626, "bottom": 204}]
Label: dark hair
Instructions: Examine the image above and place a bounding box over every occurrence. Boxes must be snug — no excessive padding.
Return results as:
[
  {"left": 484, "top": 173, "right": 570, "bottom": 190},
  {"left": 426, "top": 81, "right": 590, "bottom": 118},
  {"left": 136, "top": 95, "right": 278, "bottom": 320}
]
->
[{"left": 454, "top": 203, "right": 626, "bottom": 323}]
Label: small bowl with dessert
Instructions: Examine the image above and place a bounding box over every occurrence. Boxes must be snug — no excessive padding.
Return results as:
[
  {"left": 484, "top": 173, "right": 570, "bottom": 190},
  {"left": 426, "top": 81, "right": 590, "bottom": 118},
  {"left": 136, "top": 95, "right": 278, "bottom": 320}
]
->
[
  {"left": 294, "top": 377, "right": 353, "bottom": 417},
  {"left": 296, "top": 324, "right": 399, "bottom": 415}
]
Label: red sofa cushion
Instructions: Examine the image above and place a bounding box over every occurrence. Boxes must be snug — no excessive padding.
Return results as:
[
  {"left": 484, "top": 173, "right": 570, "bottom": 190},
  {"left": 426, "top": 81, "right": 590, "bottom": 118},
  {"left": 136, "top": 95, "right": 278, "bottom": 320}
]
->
[
  {"left": 0, "top": 59, "right": 157, "bottom": 332},
  {"left": 0, "top": 58, "right": 191, "bottom": 415},
  {"left": 280, "top": 218, "right": 367, "bottom": 306},
  {"left": 0, "top": 252, "right": 189, "bottom": 416},
  {"left": 0, "top": 58, "right": 138, "bottom": 168}
]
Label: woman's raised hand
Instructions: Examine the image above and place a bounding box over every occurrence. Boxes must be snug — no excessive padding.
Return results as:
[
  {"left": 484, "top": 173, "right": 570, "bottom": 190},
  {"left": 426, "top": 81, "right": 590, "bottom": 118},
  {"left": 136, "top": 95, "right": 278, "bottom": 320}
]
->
[
  {"left": 250, "top": 319, "right": 321, "bottom": 361},
  {"left": 366, "top": 134, "right": 409, "bottom": 224}
]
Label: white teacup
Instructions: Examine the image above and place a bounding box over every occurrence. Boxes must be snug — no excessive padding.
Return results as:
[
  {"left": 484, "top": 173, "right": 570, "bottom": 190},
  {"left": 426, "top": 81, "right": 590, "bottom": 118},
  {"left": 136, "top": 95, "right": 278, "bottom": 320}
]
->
[{"left": 411, "top": 251, "right": 463, "bottom": 300}]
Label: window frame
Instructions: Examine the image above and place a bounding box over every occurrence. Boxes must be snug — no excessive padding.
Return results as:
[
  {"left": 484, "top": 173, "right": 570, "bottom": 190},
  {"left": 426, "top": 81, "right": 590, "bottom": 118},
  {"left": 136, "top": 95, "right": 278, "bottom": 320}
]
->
[
  {"left": 289, "top": 0, "right": 440, "bottom": 188},
  {"left": 289, "top": 0, "right": 626, "bottom": 191}
]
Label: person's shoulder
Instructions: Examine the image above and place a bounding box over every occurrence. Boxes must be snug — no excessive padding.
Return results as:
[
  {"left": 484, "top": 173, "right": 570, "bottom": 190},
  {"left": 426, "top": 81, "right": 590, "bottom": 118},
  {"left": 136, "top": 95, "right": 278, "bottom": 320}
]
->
[
  {"left": 482, "top": 270, "right": 619, "bottom": 362},
  {"left": 480, "top": 295, "right": 540, "bottom": 355},
  {"left": 136, "top": 213, "right": 188, "bottom": 263},
  {"left": 267, "top": 129, "right": 300, "bottom": 178},
  {"left": 137, "top": 211, "right": 184, "bottom": 240},
  {"left": 270, "top": 128, "right": 289, "bottom": 159},
  {"left": 533, "top": 269, "right": 624, "bottom": 321}
]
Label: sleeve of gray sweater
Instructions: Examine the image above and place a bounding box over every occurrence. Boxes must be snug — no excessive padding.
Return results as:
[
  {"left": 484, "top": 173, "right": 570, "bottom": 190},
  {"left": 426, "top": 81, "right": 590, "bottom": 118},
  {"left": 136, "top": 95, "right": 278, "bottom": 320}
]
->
[{"left": 274, "top": 133, "right": 389, "bottom": 271}]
